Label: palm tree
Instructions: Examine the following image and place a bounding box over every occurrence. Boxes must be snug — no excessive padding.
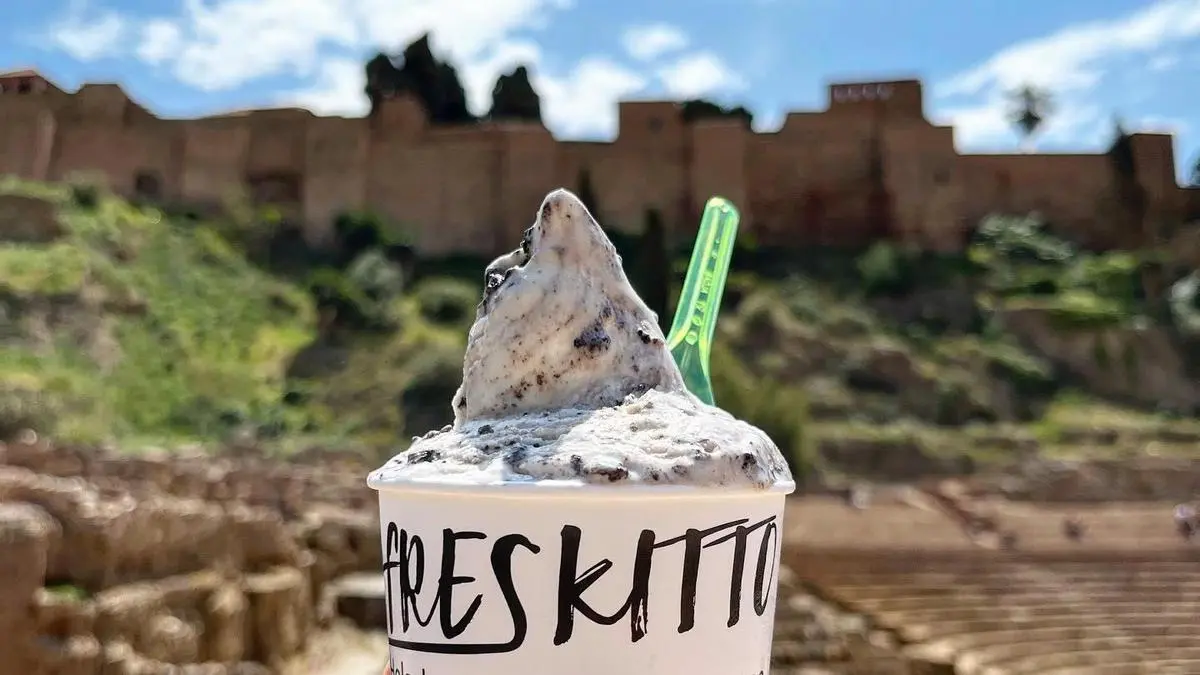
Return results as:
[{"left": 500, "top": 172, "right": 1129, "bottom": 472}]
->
[{"left": 1007, "top": 85, "right": 1054, "bottom": 152}]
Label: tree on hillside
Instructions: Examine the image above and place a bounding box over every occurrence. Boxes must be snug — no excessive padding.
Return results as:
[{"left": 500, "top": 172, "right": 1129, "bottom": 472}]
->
[
  {"left": 363, "top": 34, "right": 473, "bottom": 124},
  {"left": 865, "top": 120, "right": 893, "bottom": 239},
  {"left": 639, "top": 208, "right": 671, "bottom": 328},
  {"left": 488, "top": 65, "right": 542, "bottom": 123},
  {"left": 1007, "top": 84, "right": 1054, "bottom": 152},
  {"left": 680, "top": 99, "right": 754, "bottom": 128},
  {"left": 576, "top": 169, "right": 601, "bottom": 218},
  {"left": 364, "top": 53, "right": 397, "bottom": 113},
  {"left": 1106, "top": 118, "right": 1148, "bottom": 244},
  {"left": 1189, "top": 153, "right": 1200, "bottom": 187}
]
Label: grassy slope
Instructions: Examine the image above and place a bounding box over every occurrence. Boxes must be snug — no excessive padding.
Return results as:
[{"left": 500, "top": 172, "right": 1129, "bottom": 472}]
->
[
  {"left": 1, "top": 180, "right": 1196, "bottom": 476},
  {"left": 0, "top": 179, "right": 315, "bottom": 444}
]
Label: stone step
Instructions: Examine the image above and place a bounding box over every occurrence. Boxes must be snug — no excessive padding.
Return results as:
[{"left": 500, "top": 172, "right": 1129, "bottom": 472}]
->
[
  {"left": 330, "top": 573, "right": 387, "bottom": 631},
  {"left": 957, "top": 635, "right": 1200, "bottom": 674},
  {"left": 875, "top": 600, "right": 1200, "bottom": 626},
  {"left": 819, "top": 571, "right": 1200, "bottom": 586},
  {"left": 840, "top": 590, "right": 1200, "bottom": 613},
  {"left": 1039, "top": 662, "right": 1200, "bottom": 675},
  {"left": 900, "top": 614, "right": 1196, "bottom": 643},
  {"left": 1001, "top": 647, "right": 1200, "bottom": 674},
  {"left": 913, "top": 623, "right": 1198, "bottom": 655}
]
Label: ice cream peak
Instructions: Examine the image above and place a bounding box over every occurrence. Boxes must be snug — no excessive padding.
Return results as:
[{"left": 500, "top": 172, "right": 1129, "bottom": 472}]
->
[
  {"left": 452, "top": 188, "right": 687, "bottom": 425},
  {"left": 368, "top": 188, "right": 794, "bottom": 489}
]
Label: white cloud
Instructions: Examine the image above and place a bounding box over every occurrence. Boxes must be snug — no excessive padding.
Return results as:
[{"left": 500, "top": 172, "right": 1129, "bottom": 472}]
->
[
  {"left": 138, "top": 0, "right": 362, "bottom": 91},
  {"left": 136, "top": 19, "right": 182, "bottom": 66},
  {"left": 120, "top": 0, "right": 578, "bottom": 92},
  {"left": 1149, "top": 53, "right": 1181, "bottom": 71},
  {"left": 939, "top": 0, "right": 1200, "bottom": 98},
  {"left": 935, "top": 0, "right": 1200, "bottom": 149},
  {"left": 937, "top": 95, "right": 1106, "bottom": 149},
  {"left": 534, "top": 58, "right": 648, "bottom": 138},
  {"left": 621, "top": 24, "right": 688, "bottom": 62},
  {"left": 456, "top": 40, "right": 543, "bottom": 115},
  {"left": 45, "top": 1, "right": 126, "bottom": 61},
  {"left": 1137, "top": 115, "right": 1190, "bottom": 136},
  {"left": 283, "top": 57, "right": 369, "bottom": 116},
  {"left": 752, "top": 108, "right": 785, "bottom": 133},
  {"left": 89, "top": 0, "right": 648, "bottom": 138},
  {"left": 256, "top": 0, "right": 648, "bottom": 139},
  {"left": 655, "top": 52, "right": 744, "bottom": 99},
  {"left": 284, "top": 49, "right": 647, "bottom": 139}
]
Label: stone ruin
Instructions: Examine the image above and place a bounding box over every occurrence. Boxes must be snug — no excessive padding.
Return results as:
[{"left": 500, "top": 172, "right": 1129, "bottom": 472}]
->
[{"left": 0, "top": 436, "right": 383, "bottom": 675}]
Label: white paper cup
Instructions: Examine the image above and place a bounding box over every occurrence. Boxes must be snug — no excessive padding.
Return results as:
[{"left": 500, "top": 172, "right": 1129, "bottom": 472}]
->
[{"left": 367, "top": 478, "right": 795, "bottom": 675}]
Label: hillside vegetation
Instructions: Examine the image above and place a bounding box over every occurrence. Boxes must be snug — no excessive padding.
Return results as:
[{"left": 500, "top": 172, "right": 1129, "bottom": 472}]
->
[{"left": 1, "top": 177, "right": 1198, "bottom": 481}]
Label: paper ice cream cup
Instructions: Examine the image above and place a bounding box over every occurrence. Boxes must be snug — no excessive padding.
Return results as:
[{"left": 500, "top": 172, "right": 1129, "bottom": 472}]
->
[{"left": 369, "top": 478, "right": 795, "bottom": 675}]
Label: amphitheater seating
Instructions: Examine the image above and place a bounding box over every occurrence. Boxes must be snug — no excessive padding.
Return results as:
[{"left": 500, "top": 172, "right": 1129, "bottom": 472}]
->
[
  {"left": 979, "top": 501, "right": 1184, "bottom": 551},
  {"left": 782, "top": 492, "right": 977, "bottom": 551},
  {"left": 769, "top": 496, "right": 1200, "bottom": 675}
]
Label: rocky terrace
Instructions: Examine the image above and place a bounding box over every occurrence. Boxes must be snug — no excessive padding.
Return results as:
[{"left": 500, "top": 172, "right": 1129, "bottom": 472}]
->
[
  {"left": 4, "top": 437, "right": 1200, "bottom": 675},
  {"left": 0, "top": 435, "right": 381, "bottom": 675}
]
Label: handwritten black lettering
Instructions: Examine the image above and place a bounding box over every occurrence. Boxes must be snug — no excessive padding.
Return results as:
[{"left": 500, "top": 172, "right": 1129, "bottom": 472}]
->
[
  {"left": 552, "top": 525, "right": 655, "bottom": 645},
  {"left": 752, "top": 521, "right": 779, "bottom": 617},
  {"left": 384, "top": 527, "right": 540, "bottom": 654},
  {"left": 387, "top": 659, "right": 427, "bottom": 675},
  {"left": 382, "top": 513, "right": 779, "bottom": 653}
]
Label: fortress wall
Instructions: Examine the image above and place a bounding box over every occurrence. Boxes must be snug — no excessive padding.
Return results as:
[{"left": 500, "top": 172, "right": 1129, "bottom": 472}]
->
[
  {"left": 495, "top": 125, "right": 560, "bottom": 250},
  {"left": 556, "top": 141, "right": 610, "bottom": 214},
  {"left": 178, "top": 120, "right": 250, "bottom": 207},
  {"left": 689, "top": 120, "right": 749, "bottom": 236},
  {"left": 435, "top": 130, "right": 502, "bottom": 256},
  {"left": 744, "top": 134, "right": 806, "bottom": 244},
  {"left": 826, "top": 79, "right": 926, "bottom": 121},
  {"left": 747, "top": 115, "right": 881, "bottom": 246},
  {"left": 957, "top": 153, "right": 1110, "bottom": 245},
  {"left": 362, "top": 96, "right": 444, "bottom": 248},
  {"left": 303, "top": 116, "right": 370, "bottom": 244},
  {"left": 0, "top": 103, "right": 55, "bottom": 181},
  {"left": 597, "top": 102, "right": 690, "bottom": 234},
  {"left": 245, "top": 110, "right": 310, "bottom": 176},
  {"left": 51, "top": 118, "right": 180, "bottom": 195},
  {"left": 63, "top": 84, "right": 130, "bottom": 125},
  {"left": 371, "top": 97, "right": 426, "bottom": 143},
  {"left": 1129, "top": 134, "right": 1182, "bottom": 234},
  {"left": 366, "top": 138, "right": 440, "bottom": 250},
  {"left": 884, "top": 123, "right": 961, "bottom": 250},
  {"left": 4, "top": 72, "right": 1190, "bottom": 258},
  {"left": 367, "top": 125, "right": 501, "bottom": 256},
  {"left": 1183, "top": 187, "right": 1200, "bottom": 221}
]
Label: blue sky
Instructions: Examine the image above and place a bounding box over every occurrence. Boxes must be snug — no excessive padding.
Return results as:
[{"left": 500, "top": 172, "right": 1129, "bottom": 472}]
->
[{"left": 3, "top": 0, "right": 1199, "bottom": 178}]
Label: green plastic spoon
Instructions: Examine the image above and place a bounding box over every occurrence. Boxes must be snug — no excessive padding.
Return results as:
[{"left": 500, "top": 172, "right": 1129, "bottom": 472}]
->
[{"left": 665, "top": 196, "right": 740, "bottom": 406}]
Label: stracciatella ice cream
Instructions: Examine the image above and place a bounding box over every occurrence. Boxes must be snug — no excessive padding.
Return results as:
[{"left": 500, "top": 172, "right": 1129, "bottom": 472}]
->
[{"left": 370, "top": 189, "right": 792, "bottom": 489}]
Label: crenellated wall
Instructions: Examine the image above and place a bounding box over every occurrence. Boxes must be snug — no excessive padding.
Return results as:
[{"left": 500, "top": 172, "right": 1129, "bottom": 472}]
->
[{"left": 0, "top": 70, "right": 1191, "bottom": 257}]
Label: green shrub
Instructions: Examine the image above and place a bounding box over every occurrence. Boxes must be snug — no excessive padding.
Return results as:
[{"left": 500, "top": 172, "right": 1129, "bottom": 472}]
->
[
  {"left": 983, "top": 343, "right": 1058, "bottom": 399},
  {"left": 400, "top": 353, "right": 462, "bottom": 438},
  {"left": 306, "top": 267, "right": 393, "bottom": 332},
  {"left": 347, "top": 248, "right": 406, "bottom": 303},
  {"left": 1041, "top": 291, "right": 1129, "bottom": 329},
  {"left": 710, "top": 341, "right": 814, "bottom": 479},
  {"left": 0, "top": 384, "right": 57, "bottom": 440},
  {"left": 1168, "top": 272, "right": 1200, "bottom": 334},
  {"left": 411, "top": 278, "right": 479, "bottom": 328},
  {"left": 333, "top": 210, "right": 410, "bottom": 265},
  {"left": 67, "top": 179, "right": 102, "bottom": 210},
  {"left": 857, "top": 241, "right": 911, "bottom": 296}
]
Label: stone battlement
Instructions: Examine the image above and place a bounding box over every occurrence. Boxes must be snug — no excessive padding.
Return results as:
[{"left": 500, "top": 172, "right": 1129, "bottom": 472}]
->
[{"left": 0, "top": 68, "right": 1194, "bottom": 256}]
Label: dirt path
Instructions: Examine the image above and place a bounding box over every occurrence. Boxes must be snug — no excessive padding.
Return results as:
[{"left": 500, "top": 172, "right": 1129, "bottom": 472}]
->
[{"left": 286, "top": 623, "right": 389, "bottom": 675}]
